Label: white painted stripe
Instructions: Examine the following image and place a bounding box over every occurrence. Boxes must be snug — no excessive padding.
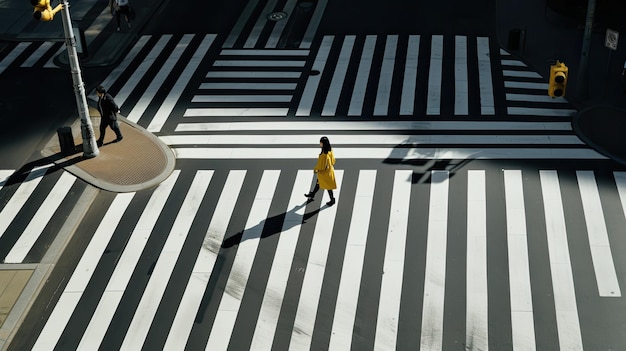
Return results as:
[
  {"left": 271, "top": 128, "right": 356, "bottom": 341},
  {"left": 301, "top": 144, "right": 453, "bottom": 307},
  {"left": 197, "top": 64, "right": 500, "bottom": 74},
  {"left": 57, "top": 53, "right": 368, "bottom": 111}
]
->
[
  {"left": 297, "top": 35, "right": 333, "bottom": 116},
  {"left": 219, "top": 49, "right": 309, "bottom": 56},
  {"left": 504, "top": 81, "right": 548, "bottom": 90},
  {"left": 266, "top": 0, "right": 299, "bottom": 48},
  {"left": 420, "top": 170, "right": 449, "bottom": 350},
  {"left": 348, "top": 35, "right": 376, "bottom": 116},
  {"left": 147, "top": 34, "right": 216, "bottom": 132},
  {"left": 116, "top": 35, "right": 171, "bottom": 107},
  {"left": 0, "top": 42, "right": 29, "bottom": 74},
  {"left": 400, "top": 35, "right": 420, "bottom": 115},
  {"left": 199, "top": 82, "right": 297, "bottom": 90},
  {"left": 0, "top": 170, "right": 14, "bottom": 189},
  {"left": 90, "top": 35, "right": 151, "bottom": 101},
  {"left": 31, "top": 193, "right": 135, "bottom": 351},
  {"left": 374, "top": 35, "right": 398, "bottom": 116},
  {"left": 503, "top": 70, "right": 542, "bottom": 78},
  {"left": 183, "top": 108, "right": 289, "bottom": 117},
  {"left": 205, "top": 170, "right": 281, "bottom": 350},
  {"left": 20, "top": 42, "right": 55, "bottom": 67},
  {"left": 466, "top": 170, "right": 488, "bottom": 350},
  {"left": 507, "top": 107, "right": 576, "bottom": 116},
  {"left": 539, "top": 170, "right": 583, "bottom": 351},
  {"left": 205, "top": 71, "right": 301, "bottom": 78},
  {"left": 127, "top": 34, "right": 194, "bottom": 123},
  {"left": 213, "top": 60, "right": 306, "bottom": 67},
  {"left": 163, "top": 171, "right": 246, "bottom": 350},
  {"left": 160, "top": 134, "right": 584, "bottom": 146},
  {"left": 120, "top": 171, "right": 213, "bottom": 350},
  {"left": 173, "top": 147, "right": 605, "bottom": 160},
  {"left": 576, "top": 171, "right": 621, "bottom": 297},
  {"left": 244, "top": 0, "right": 279, "bottom": 48},
  {"left": 250, "top": 170, "right": 313, "bottom": 349},
  {"left": 506, "top": 93, "right": 568, "bottom": 103},
  {"left": 455, "top": 36, "right": 469, "bottom": 115},
  {"left": 223, "top": 0, "right": 260, "bottom": 48},
  {"left": 328, "top": 170, "right": 376, "bottom": 350},
  {"left": 289, "top": 171, "right": 343, "bottom": 350},
  {"left": 175, "top": 120, "right": 574, "bottom": 132},
  {"left": 300, "top": 0, "right": 328, "bottom": 49},
  {"left": 374, "top": 170, "right": 412, "bottom": 350},
  {"left": 477, "top": 37, "right": 495, "bottom": 115},
  {"left": 614, "top": 172, "right": 626, "bottom": 229},
  {"left": 0, "top": 165, "right": 50, "bottom": 239},
  {"left": 322, "top": 35, "right": 355, "bottom": 116},
  {"left": 4, "top": 172, "right": 76, "bottom": 263},
  {"left": 76, "top": 171, "right": 179, "bottom": 350},
  {"left": 501, "top": 59, "right": 527, "bottom": 67},
  {"left": 192, "top": 95, "right": 292, "bottom": 103},
  {"left": 427, "top": 35, "right": 443, "bottom": 115},
  {"left": 500, "top": 49, "right": 511, "bottom": 55},
  {"left": 504, "top": 170, "right": 536, "bottom": 350},
  {"left": 43, "top": 44, "right": 65, "bottom": 68}
]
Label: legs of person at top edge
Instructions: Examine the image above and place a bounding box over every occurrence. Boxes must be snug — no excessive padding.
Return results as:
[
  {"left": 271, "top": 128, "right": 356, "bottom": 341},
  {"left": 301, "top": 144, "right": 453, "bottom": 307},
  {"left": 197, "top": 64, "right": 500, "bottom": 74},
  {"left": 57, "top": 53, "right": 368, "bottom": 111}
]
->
[
  {"left": 115, "top": 7, "right": 131, "bottom": 31},
  {"left": 305, "top": 182, "right": 335, "bottom": 206}
]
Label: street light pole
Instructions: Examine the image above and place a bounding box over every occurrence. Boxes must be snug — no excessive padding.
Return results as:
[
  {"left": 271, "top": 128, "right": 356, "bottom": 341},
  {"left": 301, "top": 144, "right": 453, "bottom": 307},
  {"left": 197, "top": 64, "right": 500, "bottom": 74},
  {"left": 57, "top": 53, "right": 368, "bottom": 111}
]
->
[{"left": 59, "top": 0, "right": 99, "bottom": 157}]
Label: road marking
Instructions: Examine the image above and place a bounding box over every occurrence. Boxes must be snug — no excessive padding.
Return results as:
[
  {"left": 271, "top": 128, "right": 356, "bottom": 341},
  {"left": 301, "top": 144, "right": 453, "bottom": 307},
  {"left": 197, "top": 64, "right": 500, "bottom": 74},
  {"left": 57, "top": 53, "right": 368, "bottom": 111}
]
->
[
  {"left": 455, "top": 36, "right": 469, "bottom": 115},
  {"left": 323, "top": 35, "right": 355, "bottom": 116},
  {"left": 400, "top": 35, "right": 420, "bottom": 115},
  {"left": 374, "top": 35, "right": 398, "bottom": 116},
  {"left": 348, "top": 35, "right": 377, "bottom": 116},
  {"left": 427, "top": 36, "right": 443, "bottom": 115},
  {"left": 477, "top": 37, "right": 495, "bottom": 115},
  {"left": 297, "top": 35, "right": 333, "bottom": 116}
]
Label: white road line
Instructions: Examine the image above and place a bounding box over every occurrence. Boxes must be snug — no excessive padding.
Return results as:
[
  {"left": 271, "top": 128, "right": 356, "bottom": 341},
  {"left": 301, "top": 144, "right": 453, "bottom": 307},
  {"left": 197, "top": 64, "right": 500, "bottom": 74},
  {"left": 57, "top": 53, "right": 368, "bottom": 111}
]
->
[
  {"left": 374, "top": 170, "right": 411, "bottom": 350},
  {"left": 127, "top": 34, "right": 194, "bottom": 123},
  {"left": 300, "top": 0, "right": 328, "bottom": 49},
  {"left": 503, "top": 70, "right": 542, "bottom": 78},
  {"left": 576, "top": 171, "right": 621, "bottom": 297},
  {"left": 374, "top": 35, "right": 398, "bottom": 116},
  {"left": 328, "top": 170, "right": 376, "bottom": 350},
  {"left": 539, "top": 170, "right": 583, "bottom": 351},
  {"left": 614, "top": 172, "right": 626, "bottom": 231},
  {"left": 506, "top": 93, "right": 568, "bottom": 103},
  {"left": 213, "top": 60, "right": 306, "bottom": 67},
  {"left": 289, "top": 171, "right": 343, "bottom": 349},
  {"left": 20, "top": 42, "right": 54, "bottom": 67},
  {"left": 220, "top": 49, "right": 309, "bottom": 56},
  {"left": 322, "top": 35, "right": 355, "bottom": 116},
  {"left": 4, "top": 172, "right": 76, "bottom": 263},
  {"left": 120, "top": 171, "right": 213, "bottom": 350},
  {"left": 76, "top": 171, "right": 180, "bottom": 350},
  {"left": 183, "top": 108, "right": 290, "bottom": 117},
  {"left": 31, "top": 193, "right": 135, "bottom": 351},
  {"left": 0, "top": 165, "right": 50, "bottom": 239},
  {"left": 192, "top": 95, "right": 293, "bottom": 103},
  {"left": 466, "top": 170, "right": 488, "bottom": 350},
  {"left": 507, "top": 107, "right": 576, "bottom": 116},
  {"left": 348, "top": 35, "right": 376, "bottom": 116},
  {"left": 427, "top": 35, "right": 443, "bottom": 115},
  {"left": 223, "top": 0, "right": 260, "bottom": 48},
  {"left": 172, "top": 147, "right": 605, "bottom": 160},
  {"left": 0, "top": 170, "right": 14, "bottom": 189},
  {"left": 205, "top": 71, "right": 301, "bottom": 78},
  {"left": 249, "top": 170, "right": 313, "bottom": 349},
  {"left": 163, "top": 170, "right": 246, "bottom": 350},
  {"left": 504, "top": 81, "right": 548, "bottom": 90},
  {"left": 147, "top": 34, "right": 216, "bottom": 132},
  {"left": 504, "top": 170, "right": 536, "bottom": 351},
  {"left": 43, "top": 44, "right": 65, "bottom": 68},
  {"left": 455, "top": 36, "right": 469, "bottom": 115},
  {"left": 265, "top": 0, "right": 299, "bottom": 48},
  {"left": 501, "top": 59, "right": 527, "bottom": 67},
  {"left": 0, "top": 42, "right": 29, "bottom": 75},
  {"left": 477, "top": 37, "right": 495, "bottom": 115},
  {"left": 420, "top": 170, "right": 449, "bottom": 351},
  {"left": 244, "top": 0, "right": 280, "bottom": 48},
  {"left": 205, "top": 170, "right": 281, "bottom": 350},
  {"left": 400, "top": 35, "right": 420, "bottom": 115},
  {"left": 297, "top": 35, "right": 333, "bottom": 116},
  {"left": 199, "top": 82, "right": 298, "bottom": 90}
]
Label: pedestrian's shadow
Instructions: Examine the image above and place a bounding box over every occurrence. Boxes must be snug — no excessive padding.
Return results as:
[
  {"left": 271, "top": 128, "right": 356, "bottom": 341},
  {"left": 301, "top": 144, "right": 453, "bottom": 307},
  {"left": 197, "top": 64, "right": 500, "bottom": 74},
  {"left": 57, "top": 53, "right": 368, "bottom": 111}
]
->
[
  {"left": 221, "top": 201, "right": 325, "bottom": 248},
  {"left": 2, "top": 152, "right": 84, "bottom": 187}
]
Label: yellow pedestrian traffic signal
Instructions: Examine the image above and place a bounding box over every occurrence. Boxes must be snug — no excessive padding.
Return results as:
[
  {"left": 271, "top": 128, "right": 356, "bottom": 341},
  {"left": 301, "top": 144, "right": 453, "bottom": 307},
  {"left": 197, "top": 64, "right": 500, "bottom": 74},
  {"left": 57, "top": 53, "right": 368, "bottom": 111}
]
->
[
  {"left": 31, "top": 0, "right": 63, "bottom": 21},
  {"left": 548, "top": 61, "right": 568, "bottom": 98}
]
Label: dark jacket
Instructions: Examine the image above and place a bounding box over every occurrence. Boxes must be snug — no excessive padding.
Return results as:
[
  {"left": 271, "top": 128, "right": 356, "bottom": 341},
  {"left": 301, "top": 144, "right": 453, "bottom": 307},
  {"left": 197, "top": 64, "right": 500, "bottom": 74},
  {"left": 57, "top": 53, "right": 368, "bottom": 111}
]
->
[{"left": 98, "top": 93, "right": 119, "bottom": 121}]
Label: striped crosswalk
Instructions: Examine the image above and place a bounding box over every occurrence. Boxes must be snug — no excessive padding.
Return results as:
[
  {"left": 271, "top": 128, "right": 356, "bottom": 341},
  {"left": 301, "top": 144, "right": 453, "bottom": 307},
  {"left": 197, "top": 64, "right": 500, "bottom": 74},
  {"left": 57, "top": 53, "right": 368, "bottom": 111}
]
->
[{"left": 12, "top": 165, "right": 624, "bottom": 350}]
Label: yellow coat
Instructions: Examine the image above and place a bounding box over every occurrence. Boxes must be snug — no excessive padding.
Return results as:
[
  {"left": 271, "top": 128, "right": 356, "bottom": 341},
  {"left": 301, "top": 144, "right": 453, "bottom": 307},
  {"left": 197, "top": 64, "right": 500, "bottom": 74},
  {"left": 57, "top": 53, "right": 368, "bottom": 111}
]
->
[{"left": 314, "top": 151, "right": 336, "bottom": 190}]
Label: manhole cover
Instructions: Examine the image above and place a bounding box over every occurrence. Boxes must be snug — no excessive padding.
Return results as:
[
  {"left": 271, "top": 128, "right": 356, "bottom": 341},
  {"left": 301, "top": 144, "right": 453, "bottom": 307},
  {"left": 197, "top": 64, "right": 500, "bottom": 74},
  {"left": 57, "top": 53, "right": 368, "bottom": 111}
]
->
[{"left": 267, "top": 12, "right": 288, "bottom": 21}]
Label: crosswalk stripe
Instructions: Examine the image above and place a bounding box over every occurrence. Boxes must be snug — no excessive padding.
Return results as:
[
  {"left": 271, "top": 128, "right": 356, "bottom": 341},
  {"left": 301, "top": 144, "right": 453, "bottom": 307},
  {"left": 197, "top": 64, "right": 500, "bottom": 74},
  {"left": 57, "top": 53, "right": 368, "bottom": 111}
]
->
[
  {"left": 120, "top": 171, "right": 213, "bottom": 350},
  {"left": 505, "top": 81, "right": 547, "bottom": 89},
  {"left": 76, "top": 170, "right": 180, "bottom": 350},
  {"left": 539, "top": 170, "right": 583, "bottom": 351},
  {"left": 249, "top": 170, "right": 313, "bottom": 349},
  {"left": 205, "top": 71, "right": 301, "bottom": 78},
  {"left": 427, "top": 35, "right": 444, "bottom": 115},
  {"left": 504, "top": 170, "right": 537, "bottom": 350},
  {"left": 0, "top": 42, "right": 29, "bottom": 75},
  {"left": 400, "top": 35, "right": 420, "bottom": 115},
  {"left": 0, "top": 165, "right": 50, "bottom": 239},
  {"left": 31, "top": 192, "right": 136, "bottom": 351},
  {"left": 192, "top": 94, "right": 293, "bottom": 102},
  {"left": 507, "top": 107, "right": 576, "bottom": 116},
  {"left": 374, "top": 170, "right": 412, "bottom": 350},
  {"left": 297, "top": 35, "right": 333, "bottom": 116},
  {"left": 455, "top": 36, "right": 469, "bottom": 115},
  {"left": 576, "top": 171, "right": 621, "bottom": 297},
  {"left": 506, "top": 93, "right": 568, "bottom": 103},
  {"left": 213, "top": 60, "right": 306, "bottom": 67},
  {"left": 205, "top": 170, "right": 281, "bottom": 350},
  {"left": 348, "top": 35, "right": 376, "bottom": 116},
  {"left": 477, "top": 37, "right": 495, "bottom": 115},
  {"left": 3, "top": 171, "right": 76, "bottom": 263},
  {"left": 163, "top": 170, "right": 246, "bottom": 350},
  {"left": 289, "top": 170, "right": 344, "bottom": 350},
  {"left": 0, "top": 170, "right": 14, "bottom": 189},
  {"left": 300, "top": 0, "right": 328, "bottom": 49},
  {"left": 199, "top": 82, "right": 298, "bottom": 90},
  {"left": 328, "top": 170, "right": 376, "bottom": 350},
  {"left": 504, "top": 70, "right": 542, "bottom": 78},
  {"left": 244, "top": 0, "right": 280, "bottom": 48},
  {"left": 374, "top": 35, "right": 398, "bottom": 116},
  {"left": 265, "top": 0, "right": 299, "bottom": 48},
  {"left": 183, "top": 107, "right": 290, "bottom": 117},
  {"left": 322, "top": 35, "right": 355, "bottom": 116},
  {"left": 420, "top": 170, "right": 450, "bottom": 350},
  {"left": 220, "top": 49, "right": 309, "bottom": 56},
  {"left": 20, "top": 42, "right": 55, "bottom": 67}
]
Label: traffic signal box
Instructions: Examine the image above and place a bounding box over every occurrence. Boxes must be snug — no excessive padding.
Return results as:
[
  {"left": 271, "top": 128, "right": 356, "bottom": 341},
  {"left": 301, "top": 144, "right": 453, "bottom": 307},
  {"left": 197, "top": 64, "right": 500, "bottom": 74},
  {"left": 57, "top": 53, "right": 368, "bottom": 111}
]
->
[
  {"left": 548, "top": 61, "right": 568, "bottom": 98},
  {"left": 31, "top": 0, "right": 63, "bottom": 21}
]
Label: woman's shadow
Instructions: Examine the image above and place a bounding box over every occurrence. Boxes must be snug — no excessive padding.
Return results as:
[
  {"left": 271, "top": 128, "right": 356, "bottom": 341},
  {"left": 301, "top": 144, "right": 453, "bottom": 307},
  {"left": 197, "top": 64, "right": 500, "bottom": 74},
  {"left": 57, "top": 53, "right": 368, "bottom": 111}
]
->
[{"left": 221, "top": 200, "right": 327, "bottom": 248}]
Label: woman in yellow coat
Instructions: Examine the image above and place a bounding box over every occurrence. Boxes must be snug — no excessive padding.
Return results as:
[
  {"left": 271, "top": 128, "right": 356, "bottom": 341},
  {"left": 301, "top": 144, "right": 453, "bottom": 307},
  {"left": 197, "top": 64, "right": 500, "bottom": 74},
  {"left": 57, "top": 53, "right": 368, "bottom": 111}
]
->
[{"left": 305, "top": 136, "right": 337, "bottom": 206}]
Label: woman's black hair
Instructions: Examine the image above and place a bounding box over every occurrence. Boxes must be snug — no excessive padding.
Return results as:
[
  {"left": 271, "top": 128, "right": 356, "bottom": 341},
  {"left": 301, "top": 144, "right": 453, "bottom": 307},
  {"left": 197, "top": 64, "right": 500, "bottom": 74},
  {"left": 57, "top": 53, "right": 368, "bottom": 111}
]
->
[{"left": 320, "top": 136, "right": 332, "bottom": 154}]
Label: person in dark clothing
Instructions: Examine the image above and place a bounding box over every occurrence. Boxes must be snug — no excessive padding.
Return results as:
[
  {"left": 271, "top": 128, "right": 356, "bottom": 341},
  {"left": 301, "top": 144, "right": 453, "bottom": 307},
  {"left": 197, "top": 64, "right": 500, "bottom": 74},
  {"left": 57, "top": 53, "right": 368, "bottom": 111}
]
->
[{"left": 96, "top": 86, "right": 123, "bottom": 146}]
